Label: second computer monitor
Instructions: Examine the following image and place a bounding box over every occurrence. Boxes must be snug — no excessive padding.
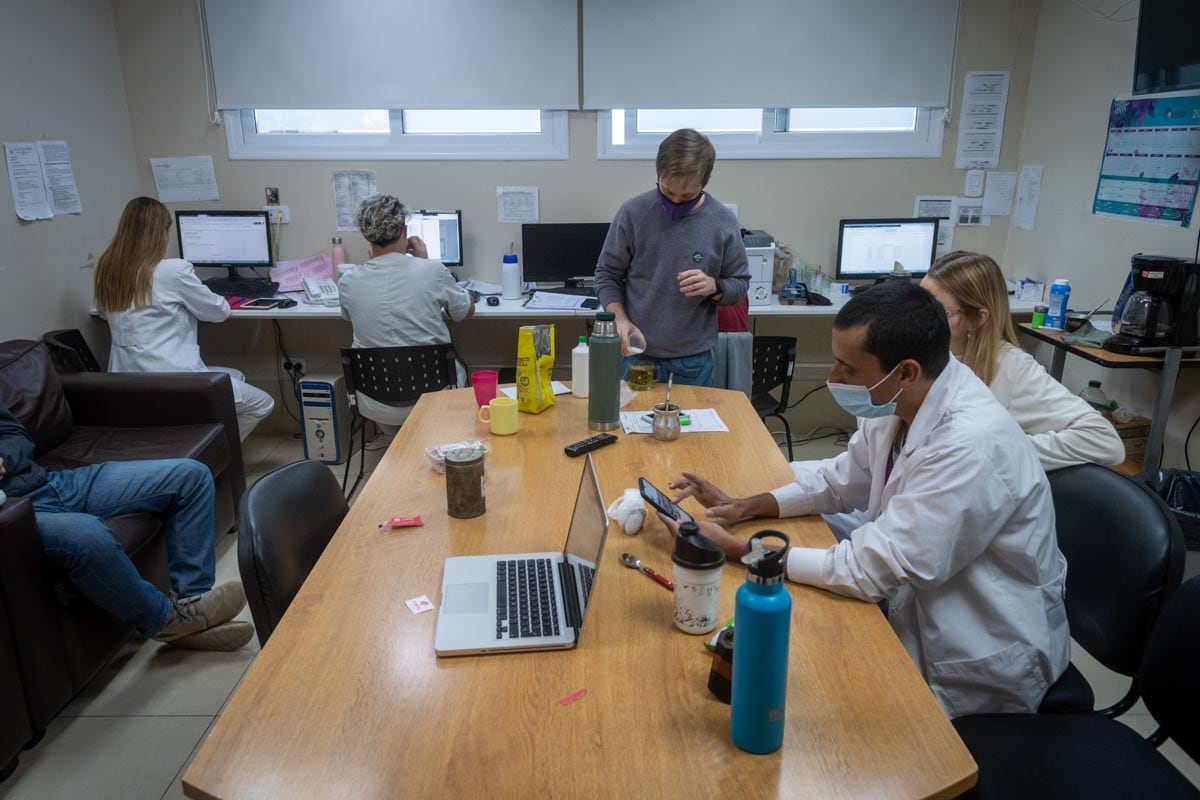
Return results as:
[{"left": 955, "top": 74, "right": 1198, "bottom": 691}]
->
[
  {"left": 406, "top": 209, "right": 463, "bottom": 266},
  {"left": 521, "top": 223, "right": 611, "bottom": 285},
  {"left": 176, "top": 210, "right": 273, "bottom": 279},
  {"left": 835, "top": 218, "right": 939, "bottom": 281}
]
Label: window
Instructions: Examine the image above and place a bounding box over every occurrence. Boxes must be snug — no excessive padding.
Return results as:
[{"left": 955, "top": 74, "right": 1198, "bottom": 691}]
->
[
  {"left": 599, "top": 107, "right": 944, "bottom": 160},
  {"left": 225, "top": 109, "right": 568, "bottom": 160}
]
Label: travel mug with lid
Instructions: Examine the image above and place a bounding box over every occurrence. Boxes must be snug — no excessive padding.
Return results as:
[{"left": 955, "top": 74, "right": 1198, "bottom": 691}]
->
[{"left": 671, "top": 521, "right": 726, "bottom": 634}]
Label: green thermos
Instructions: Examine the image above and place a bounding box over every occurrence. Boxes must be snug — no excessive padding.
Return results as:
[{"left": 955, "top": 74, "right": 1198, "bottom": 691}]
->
[{"left": 588, "top": 312, "right": 621, "bottom": 431}]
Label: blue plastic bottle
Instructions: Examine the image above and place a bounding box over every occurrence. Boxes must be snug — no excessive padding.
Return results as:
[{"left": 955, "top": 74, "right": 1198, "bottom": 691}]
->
[
  {"left": 731, "top": 531, "right": 791, "bottom": 754},
  {"left": 1047, "top": 279, "right": 1071, "bottom": 330}
]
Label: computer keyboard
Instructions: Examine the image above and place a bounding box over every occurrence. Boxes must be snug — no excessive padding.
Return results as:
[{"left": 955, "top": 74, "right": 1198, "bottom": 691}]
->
[
  {"left": 495, "top": 558, "right": 560, "bottom": 640},
  {"left": 542, "top": 285, "right": 596, "bottom": 297},
  {"left": 203, "top": 277, "right": 280, "bottom": 299}
]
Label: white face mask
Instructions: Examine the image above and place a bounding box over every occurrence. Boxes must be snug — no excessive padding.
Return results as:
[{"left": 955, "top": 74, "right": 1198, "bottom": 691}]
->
[{"left": 826, "top": 363, "right": 903, "bottom": 418}]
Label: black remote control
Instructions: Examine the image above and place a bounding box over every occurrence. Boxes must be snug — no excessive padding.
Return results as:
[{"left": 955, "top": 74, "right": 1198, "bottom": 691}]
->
[{"left": 563, "top": 433, "right": 618, "bottom": 457}]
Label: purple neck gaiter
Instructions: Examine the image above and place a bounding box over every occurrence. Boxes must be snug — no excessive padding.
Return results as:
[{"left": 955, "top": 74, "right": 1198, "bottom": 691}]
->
[{"left": 658, "top": 189, "right": 703, "bottom": 221}]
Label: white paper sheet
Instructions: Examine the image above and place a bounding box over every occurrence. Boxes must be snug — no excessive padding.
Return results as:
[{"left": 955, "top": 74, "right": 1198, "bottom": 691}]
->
[
  {"left": 913, "top": 195, "right": 956, "bottom": 255},
  {"left": 37, "top": 141, "right": 81, "bottom": 215},
  {"left": 964, "top": 169, "right": 985, "bottom": 197},
  {"left": 1014, "top": 164, "right": 1044, "bottom": 231},
  {"left": 497, "top": 186, "right": 539, "bottom": 223},
  {"left": 271, "top": 252, "right": 334, "bottom": 293},
  {"left": 954, "top": 71, "right": 1010, "bottom": 169},
  {"left": 150, "top": 156, "right": 219, "bottom": 203},
  {"left": 983, "top": 171, "right": 1017, "bottom": 216},
  {"left": 954, "top": 198, "right": 992, "bottom": 227},
  {"left": 4, "top": 142, "right": 51, "bottom": 220},
  {"left": 619, "top": 408, "right": 729, "bottom": 435},
  {"left": 333, "top": 170, "right": 377, "bottom": 231},
  {"left": 500, "top": 382, "right": 570, "bottom": 398},
  {"left": 523, "top": 291, "right": 594, "bottom": 310}
]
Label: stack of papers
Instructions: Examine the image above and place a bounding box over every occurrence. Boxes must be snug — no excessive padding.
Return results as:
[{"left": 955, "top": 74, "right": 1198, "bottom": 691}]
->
[
  {"left": 620, "top": 408, "right": 729, "bottom": 435},
  {"left": 524, "top": 292, "right": 595, "bottom": 310},
  {"left": 272, "top": 253, "right": 334, "bottom": 293}
]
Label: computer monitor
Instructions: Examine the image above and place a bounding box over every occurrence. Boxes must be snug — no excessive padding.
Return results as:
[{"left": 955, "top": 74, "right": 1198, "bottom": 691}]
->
[
  {"left": 406, "top": 209, "right": 463, "bottom": 266},
  {"left": 176, "top": 210, "right": 273, "bottom": 280},
  {"left": 835, "top": 218, "right": 940, "bottom": 281},
  {"left": 521, "top": 223, "right": 611, "bottom": 285}
]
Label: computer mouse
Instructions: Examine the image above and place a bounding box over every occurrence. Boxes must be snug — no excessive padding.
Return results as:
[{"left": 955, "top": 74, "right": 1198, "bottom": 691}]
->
[
  {"left": 486, "top": 296, "right": 500, "bottom": 306},
  {"left": 276, "top": 298, "right": 298, "bottom": 308}
]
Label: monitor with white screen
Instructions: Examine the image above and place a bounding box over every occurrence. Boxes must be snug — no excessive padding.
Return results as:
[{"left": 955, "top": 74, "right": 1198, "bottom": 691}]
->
[
  {"left": 835, "top": 218, "right": 939, "bottom": 281},
  {"left": 406, "top": 209, "right": 463, "bottom": 266},
  {"left": 176, "top": 210, "right": 272, "bottom": 280}
]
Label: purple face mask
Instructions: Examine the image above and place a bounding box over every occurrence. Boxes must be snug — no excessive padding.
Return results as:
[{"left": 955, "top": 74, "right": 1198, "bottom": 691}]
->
[{"left": 658, "top": 188, "right": 703, "bottom": 221}]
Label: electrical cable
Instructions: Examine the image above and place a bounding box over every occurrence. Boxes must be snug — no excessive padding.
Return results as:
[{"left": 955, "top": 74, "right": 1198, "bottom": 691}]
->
[
  {"left": 786, "top": 383, "right": 828, "bottom": 411},
  {"left": 1185, "top": 413, "right": 1200, "bottom": 472},
  {"left": 271, "top": 320, "right": 302, "bottom": 426},
  {"left": 195, "top": 0, "right": 221, "bottom": 125},
  {"left": 1070, "top": 0, "right": 1137, "bottom": 22}
]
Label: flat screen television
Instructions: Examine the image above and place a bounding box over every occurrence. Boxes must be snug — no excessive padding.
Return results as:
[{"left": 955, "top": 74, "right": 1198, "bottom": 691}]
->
[
  {"left": 835, "top": 218, "right": 939, "bottom": 281},
  {"left": 176, "top": 210, "right": 272, "bottom": 280},
  {"left": 521, "top": 223, "right": 611, "bottom": 285},
  {"left": 1133, "top": 0, "right": 1200, "bottom": 95}
]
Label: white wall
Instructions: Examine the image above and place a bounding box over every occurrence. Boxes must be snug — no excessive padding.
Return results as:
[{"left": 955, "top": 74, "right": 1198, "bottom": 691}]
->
[
  {"left": 1006, "top": 0, "right": 1200, "bottom": 469},
  {"left": 0, "top": 1, "right": 140, "bottom": 345}
]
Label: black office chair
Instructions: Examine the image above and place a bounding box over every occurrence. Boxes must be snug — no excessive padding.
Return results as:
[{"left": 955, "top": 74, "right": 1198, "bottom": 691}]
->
[
  {"left": 237, "top": 460, "right": 349, "bottom": 647},
  {"left": 751, "top": 336, "right": 797, "bottom": 461},
  {"left": 953, "top": 576, "right": 1200, "bottom": 799},
  {"left": 340, "top": 344, "right": 460, "bottom": 498},
  {"left": 41, "top": 329, "right": 102, "bottom": 374},
  {"left": 1036, "top": 464, "right": 1185, "bottom": 715}
]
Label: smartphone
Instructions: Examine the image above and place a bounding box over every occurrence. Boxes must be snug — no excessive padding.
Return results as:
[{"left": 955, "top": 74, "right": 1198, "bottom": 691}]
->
[
  {"left": 239, "top": 298, "right": 281, "bottom": 310},
  {"left": 639, "top": 477, "right": 694, "bottom": 524}
]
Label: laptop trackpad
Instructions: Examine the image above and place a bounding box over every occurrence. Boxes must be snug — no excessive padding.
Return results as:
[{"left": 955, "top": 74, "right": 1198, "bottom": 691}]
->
[{"left": 443, "top": 582, "right": 489, "bottom": 614}]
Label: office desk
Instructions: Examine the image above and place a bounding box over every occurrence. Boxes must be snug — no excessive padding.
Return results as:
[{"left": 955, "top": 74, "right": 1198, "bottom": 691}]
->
[
  {"left": 182, "top": 386, "right": 975, "bottom": 800},
  {"left": 1018, "top": 323, "right": 1200, "bottom": 471}
]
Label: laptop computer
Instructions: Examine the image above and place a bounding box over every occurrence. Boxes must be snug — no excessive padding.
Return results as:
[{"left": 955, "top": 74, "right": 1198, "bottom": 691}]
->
[{"left": 434, "top": 454, "right": 609, "bottom": 657}]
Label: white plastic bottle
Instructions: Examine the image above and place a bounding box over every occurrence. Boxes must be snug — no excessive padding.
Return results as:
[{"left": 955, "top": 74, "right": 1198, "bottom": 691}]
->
[
  {"left": 502, "top": 253, "right": 522, "bottom": 300},
  {"left": 572, "top": 335, "right": 590, "bottom": 398}
]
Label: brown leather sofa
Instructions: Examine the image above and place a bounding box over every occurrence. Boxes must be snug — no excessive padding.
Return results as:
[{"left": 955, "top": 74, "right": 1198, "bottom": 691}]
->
[{"left": 0, "top": 339, "right": 246, "bottom": 776}]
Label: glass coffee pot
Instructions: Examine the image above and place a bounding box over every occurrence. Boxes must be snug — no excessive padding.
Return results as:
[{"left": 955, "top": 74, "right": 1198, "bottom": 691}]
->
[{"left": 1117, "top": 290, "right": 1173, "bottom": 341}]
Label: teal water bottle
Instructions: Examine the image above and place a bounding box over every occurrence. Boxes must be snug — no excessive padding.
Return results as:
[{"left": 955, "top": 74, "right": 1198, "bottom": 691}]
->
[
  {"left": 731, "top": 531, "right": 791, "bottom": 754},
  {"left": 588, "top": 311, "right": 620, "bottom": 431}
]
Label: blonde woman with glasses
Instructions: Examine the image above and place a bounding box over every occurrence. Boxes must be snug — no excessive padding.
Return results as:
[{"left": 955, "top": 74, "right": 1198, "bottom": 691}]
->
[
  {"left": 921, "top": 251, "right": 1123, "bottom": 470},
  {"left": 94, "top": 197, "right": 274, "bottom": 440}
]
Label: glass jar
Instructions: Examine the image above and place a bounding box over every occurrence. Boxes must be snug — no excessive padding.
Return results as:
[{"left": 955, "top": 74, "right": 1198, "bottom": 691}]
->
[
  {"left": 652, "top": 402, "right": 681, "bottom": 442},
  {"left": 445, "top": 445, "right": 486, "bottom": 519}
]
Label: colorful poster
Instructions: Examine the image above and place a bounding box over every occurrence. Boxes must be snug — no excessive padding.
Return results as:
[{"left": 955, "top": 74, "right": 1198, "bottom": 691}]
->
[{"left": 1093, "top": 94, "right": 1200, "bottom": 226}]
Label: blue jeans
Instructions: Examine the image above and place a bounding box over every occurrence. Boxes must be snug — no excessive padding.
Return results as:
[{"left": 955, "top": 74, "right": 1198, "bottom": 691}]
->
[
  {"left": 26, "top": 459, "right": 217, "bottom": 636},
  {"left": 621, "top": 350, "right": 714, "bottom": 388}
]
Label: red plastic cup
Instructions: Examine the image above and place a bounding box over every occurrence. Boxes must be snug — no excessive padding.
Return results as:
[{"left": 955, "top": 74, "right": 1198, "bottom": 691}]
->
[{"left": 471, "top": 370, "right": 499, "bottom": 407}]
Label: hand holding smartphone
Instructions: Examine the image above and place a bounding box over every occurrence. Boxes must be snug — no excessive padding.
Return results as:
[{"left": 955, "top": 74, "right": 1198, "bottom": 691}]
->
[{"left": 639, "top": 477, "right": 694, "bottom": 525}]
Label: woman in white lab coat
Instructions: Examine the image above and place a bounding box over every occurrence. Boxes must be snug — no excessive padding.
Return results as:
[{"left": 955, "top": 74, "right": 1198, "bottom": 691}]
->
[
  {"left": 921, "top": 251, "right": 1125, "bottom": 470},
  {"left": 93, "top": 197, "right": 274, "bottom": 440}
]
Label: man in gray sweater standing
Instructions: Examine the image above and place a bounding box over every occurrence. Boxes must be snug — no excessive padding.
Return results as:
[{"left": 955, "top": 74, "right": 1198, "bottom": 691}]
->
[{"left": 594, "top": 128, "right": 749, "bottom": 386}]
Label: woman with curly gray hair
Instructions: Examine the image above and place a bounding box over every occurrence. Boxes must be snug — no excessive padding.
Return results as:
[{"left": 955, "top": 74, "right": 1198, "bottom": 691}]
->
[{"left": 339, "top": 193, "right": 474, "bottom": 432}]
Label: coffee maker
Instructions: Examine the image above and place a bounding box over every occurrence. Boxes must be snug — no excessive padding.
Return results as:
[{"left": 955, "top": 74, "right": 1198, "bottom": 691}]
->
[{"left": 1105, "top": 255, "right": 1200, "bottom": 354}]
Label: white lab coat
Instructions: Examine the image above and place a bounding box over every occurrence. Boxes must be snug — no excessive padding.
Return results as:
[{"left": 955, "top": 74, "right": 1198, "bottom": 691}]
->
[
  {"left": 777, "top": 357, "right": 1070, "bottom": 717},
  {"left": 990, "top": 343, "right": 1125, "bottom": 470},
  {"left": 104, "top": 259, "right": 274, "bottom": 439}
]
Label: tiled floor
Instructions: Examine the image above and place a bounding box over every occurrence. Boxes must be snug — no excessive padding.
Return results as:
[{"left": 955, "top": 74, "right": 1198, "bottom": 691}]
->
[{"left": 2, "top": 433, "right": 1198, "bottom": 798}]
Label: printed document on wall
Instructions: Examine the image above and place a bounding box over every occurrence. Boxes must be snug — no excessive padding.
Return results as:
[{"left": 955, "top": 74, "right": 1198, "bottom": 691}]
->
[
  {"left": 497, "top": 186, "right": 539, "bottom": 223},
  {"left": 982, "top": 171, "right": 1016, "bottom": 216},
  {"left": 38, "top": 141, "right": 81, "bottom": 215},
  {"left": 1014, "top": 165, "right": 1043, "bottom": 230},
  {"left": 4, "top": 142, "right": 52, "bottom": 220},
  {"left": 912, "top": 195, "right": 956, "bottom": 255},
  {"left": 333, "top": 170, "right": 377, "bottom": 231},
  {"left": 1092, "top": 94, "right": 1200, "bottom": 226},
  {"left": 954, "top": 71, "right": 1009, "bottom": 169},
  {"left": 151, "top": 156, "right": 220, "bottom": 203}
]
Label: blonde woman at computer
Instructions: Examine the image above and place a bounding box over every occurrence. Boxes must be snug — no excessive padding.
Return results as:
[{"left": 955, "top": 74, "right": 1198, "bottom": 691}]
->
[
  {"left": 94, "top": 197, "right": 274, "bottom": 441},
  {"left": 922, "top": 251, "right": 1123, "bottom": 470},
  {"left": 339, "top": 194, "right": 474, "bottom": 432}
]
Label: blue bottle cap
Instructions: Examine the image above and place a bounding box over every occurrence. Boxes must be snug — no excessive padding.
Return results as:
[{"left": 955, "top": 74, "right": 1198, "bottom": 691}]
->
[{"left": 503, "top": 254, "right": 518, "bottom": 263}]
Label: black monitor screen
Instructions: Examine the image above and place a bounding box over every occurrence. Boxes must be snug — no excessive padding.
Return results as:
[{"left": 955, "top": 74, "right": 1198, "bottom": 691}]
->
[
  {"left": 406, "top": 209, "right": 463, "bottom": 267},
  {"left": 521, "top": 223, "right": 611, "bottom": 284},
  {"left": 1134, "top": 0, "right": 1200, "bottom": 95},
  {"left": 176, "top": 210, "right": 272, "bottom": 269},
  {"left": 835, "top": 218, "right": 939, "bottom": 281}
]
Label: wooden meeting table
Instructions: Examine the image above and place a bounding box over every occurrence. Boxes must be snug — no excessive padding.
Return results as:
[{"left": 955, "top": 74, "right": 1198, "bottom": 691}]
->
[{"left": 183, "top": 385, "right": 976, "bottom": 799}]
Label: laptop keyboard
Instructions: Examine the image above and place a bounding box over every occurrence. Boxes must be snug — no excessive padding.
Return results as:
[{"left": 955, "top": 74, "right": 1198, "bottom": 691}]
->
[
  {"left": 580, "top": 564, "right": 595, "bottom": 605},
  {"left": 496, "top": 558, "right": 560, "bottom": 640}
]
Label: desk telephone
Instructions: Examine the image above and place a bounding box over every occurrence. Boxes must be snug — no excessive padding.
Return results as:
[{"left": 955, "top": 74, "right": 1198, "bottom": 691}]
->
[{"left": 303, "top": 277, "right": 340, "bottom": 306}]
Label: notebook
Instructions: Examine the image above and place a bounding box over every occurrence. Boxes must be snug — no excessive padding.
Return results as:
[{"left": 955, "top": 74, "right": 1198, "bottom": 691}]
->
[{"left": 434, "top": 454, "right": 609, "bottom": 656}]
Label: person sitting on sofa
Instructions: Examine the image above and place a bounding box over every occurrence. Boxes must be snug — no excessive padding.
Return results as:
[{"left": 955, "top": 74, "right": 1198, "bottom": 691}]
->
[{"left": 0, "top": 403, "right": 252, "bottom": 651}]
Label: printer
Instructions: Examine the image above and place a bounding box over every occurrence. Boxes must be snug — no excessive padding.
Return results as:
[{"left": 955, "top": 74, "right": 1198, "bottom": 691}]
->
[{"left": 741, "top": 229, "right": 776, "bottom": 307}]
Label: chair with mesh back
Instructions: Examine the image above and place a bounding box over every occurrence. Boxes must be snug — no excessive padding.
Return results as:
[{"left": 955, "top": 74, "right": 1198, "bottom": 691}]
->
[
  {"left": 340, "top": 344, "right": 460, "bottom": 497},
  {"left": 751, "top": 336, "right": 797, "bottom": 461},
  {"left": 42, "top": 329, "right": 102, "bottom": 374}
]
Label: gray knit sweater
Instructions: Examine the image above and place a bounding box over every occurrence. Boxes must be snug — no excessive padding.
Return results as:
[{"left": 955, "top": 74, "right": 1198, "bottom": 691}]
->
[{"left": 594, "top": 189, "right": 749, "bottom": 359}]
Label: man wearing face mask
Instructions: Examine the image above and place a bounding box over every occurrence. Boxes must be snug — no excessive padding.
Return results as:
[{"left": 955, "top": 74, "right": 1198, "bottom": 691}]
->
[
  {"left": 662, "top": 282, "right": 1069, "bottom": 718},
  {"left": 594, "top": 128, "right": 749, "bottom": 387}
]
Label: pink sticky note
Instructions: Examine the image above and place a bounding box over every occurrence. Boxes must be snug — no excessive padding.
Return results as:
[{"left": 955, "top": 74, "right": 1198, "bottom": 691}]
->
[
  {"left": 405, "top": 595, "right": 435, "bottom": 615},
  {"left": 559, "top": 688, "right": 587, "bottom": 706}
]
